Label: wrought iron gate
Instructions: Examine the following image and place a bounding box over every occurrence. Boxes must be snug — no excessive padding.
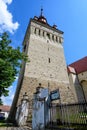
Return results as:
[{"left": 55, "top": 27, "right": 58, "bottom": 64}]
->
[{"left": 47, "top": 102, "right": 87, "bottom": 130}]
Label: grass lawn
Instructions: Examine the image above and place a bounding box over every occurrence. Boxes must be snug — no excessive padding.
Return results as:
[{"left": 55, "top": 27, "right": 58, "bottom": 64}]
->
[
  {"left": 0, "top": 122, "right": 7, "bottom": 127},
  {"left": 0, "top": 120, "right": 13, "bottom": 127}
]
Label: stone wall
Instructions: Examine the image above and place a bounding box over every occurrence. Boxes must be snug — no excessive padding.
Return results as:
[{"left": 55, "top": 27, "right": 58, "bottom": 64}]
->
[
  {"left": 17, "top": 76, "right": 75, "bottom": 106},
  {"left": 68, "top": 73, "right": 78, "bottom": 102},
  {"left": 25, "top": 20, "right": 69, "bottom": 82},
  {"left": 68, "top": 73, "right": 85, "bottom": 103},
  {"left": 81, "top": 81, "right": 87, "bottom": 102},
  {"left": 16, "top": 19, "right": 76, "bottom": 106},
  {"left": 78, "top": 71, "right": 87, "bottom": 102},
  {"left": 10, "top": 19, "right": 76, "bottom": 120},
  {"left": 19, "top": 19, "right": 76, "bottom": 105},
  {"left": 78, "top": 71, "right": 87, "bottom": 82},
  {"left": 9, "top": 18, "right": 78, "bottom": 122}
]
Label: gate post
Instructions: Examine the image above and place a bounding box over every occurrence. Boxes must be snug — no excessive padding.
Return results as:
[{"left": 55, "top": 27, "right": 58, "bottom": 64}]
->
[
  {"left": 15, "top": 92, "right": 29, "bottom": 126},
  {"left": 32, "top": 86, "right": 50, "bottom": 130}
]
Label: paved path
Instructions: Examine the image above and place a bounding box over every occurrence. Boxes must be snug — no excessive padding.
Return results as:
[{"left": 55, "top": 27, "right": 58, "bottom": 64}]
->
[{"left": 0, "top": 127, "right": 32, "bottom": 130}]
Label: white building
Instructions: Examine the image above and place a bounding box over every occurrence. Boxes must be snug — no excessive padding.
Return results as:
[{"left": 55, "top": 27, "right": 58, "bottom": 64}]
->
[{"left": 0, "top": 105, "right": 11, "bottom": 119}]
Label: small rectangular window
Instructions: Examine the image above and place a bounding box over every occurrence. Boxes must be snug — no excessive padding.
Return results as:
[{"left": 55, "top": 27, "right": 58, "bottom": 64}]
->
[
  {"left": 52, "top": 35, "right": 54, "bottom": 40},
  {"left": 34, "top": 28, "right": 36, "bottom": 34},
  {"left": 43, "top": 31, "right": 44, "bottom": 36},
  {"left": 56, "top": 36, "right": 58, "bottom": 42},
  {"left": 47, "top": 33, "right": 50, "bottom": 39},
  {"left": 48, "top": 58, "right": 50, "bottom": 63},
  {"left": 39, "top": 30, "right": 40, "bottom": 35}
]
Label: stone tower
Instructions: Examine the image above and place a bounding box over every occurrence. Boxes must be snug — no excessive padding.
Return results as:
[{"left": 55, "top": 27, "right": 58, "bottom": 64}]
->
[{"left": 9, "top": 10, "right": 75, "bottom": 120}]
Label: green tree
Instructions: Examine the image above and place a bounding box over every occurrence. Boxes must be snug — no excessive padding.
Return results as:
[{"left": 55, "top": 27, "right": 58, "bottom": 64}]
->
[{"left": 0, "top": 32, "right": 28, "bottom": 105}]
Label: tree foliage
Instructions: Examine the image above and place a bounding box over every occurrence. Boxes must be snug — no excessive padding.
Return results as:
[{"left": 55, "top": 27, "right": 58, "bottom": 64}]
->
[{"left": 0, "top": 32, "right": 28, "bottom": 104}]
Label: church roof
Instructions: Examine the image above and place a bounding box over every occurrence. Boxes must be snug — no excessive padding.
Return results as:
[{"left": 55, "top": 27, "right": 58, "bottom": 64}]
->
[{"left": 69, "top": 56, "right": 87, "bottom": 74}]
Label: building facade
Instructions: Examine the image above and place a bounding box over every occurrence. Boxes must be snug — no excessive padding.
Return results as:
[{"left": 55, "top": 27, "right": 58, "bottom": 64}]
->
[
  {"left": 0, "top": 105, "right": 10, "bottom": 119},
  {"left": 68, "top": 56, "right": 87, "bottom": 103}
]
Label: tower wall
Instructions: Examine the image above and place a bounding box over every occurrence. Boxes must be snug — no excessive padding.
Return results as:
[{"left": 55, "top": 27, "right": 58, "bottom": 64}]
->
[{"left": 16, "top": 19, "right": 75, "bottom": 105}]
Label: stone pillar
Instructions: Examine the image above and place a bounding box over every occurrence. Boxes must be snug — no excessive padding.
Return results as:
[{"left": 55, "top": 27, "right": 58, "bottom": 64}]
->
[
  {"left": 54, "top": 35, "right": 56, "bottom": 42},
  {"left": 15, "top": 93, "right": 29, "bottom": 126},
  {"left": 50, "top": 34, "right": 52, "bottom": 41},
  {"left": 57, "top": 36, "right": 59, "bottom": 43},
  {"left": 31, "top": 27, "right": 35, "bottom": 34},
  {"left": 32, "top": 87, "right": 50, "bottom": 130},
  {"left": 40, "top": 30, "right": 43, "bottom": 37},
  {"left": 59, "top": 37, "right": 64, "bottom": 44}
]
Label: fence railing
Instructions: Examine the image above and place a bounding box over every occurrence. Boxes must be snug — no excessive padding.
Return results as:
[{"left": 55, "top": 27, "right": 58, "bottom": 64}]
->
[{"left": 48, "top": 102, "right": 87, "bottom": 129}]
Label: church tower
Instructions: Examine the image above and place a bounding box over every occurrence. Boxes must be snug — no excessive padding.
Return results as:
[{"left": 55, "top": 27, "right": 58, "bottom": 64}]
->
[{"left": 9, "top": 10, "right": 75, "bottom": 120}]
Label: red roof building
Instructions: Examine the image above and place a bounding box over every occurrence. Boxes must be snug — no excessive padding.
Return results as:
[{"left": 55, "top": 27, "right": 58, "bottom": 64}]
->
[
  {"left": 67, "top": 56, "right": 87, "bottom": 102},
  {"left": 69, "top": 56, "right": 87, "bottom": 74},
  {"left": 0, "top": 105, "right": 10, "bottom": 112}
]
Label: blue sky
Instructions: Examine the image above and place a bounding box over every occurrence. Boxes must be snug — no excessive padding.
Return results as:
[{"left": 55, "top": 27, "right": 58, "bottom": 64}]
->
[{"left": 0, "top": 0, "right": 87, "bottom": 105}]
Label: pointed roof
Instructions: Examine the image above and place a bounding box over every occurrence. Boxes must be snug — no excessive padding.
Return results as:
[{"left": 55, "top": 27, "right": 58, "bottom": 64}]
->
[{"left": 69, "top": 56, "right": 87, "bottom": 74}]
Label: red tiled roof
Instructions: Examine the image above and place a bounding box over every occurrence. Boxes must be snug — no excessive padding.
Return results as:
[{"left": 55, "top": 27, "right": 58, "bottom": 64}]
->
[
  {"left": 0, "top": 105, "right": 11, "bottom": 112},
  {"left": 69, "top": 56, "right": 87, "bottom": 74}
]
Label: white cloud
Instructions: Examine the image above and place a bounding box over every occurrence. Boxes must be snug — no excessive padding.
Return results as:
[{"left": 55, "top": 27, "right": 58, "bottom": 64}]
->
[
  {"left": 1, "top": 78, "right": 18, "bottom": 105},
  {"left": 4, "top": 0, "right": 12, "bottom": 4},
  {"left": 0, "top": 0, "right": 19, "bottom": 33}
]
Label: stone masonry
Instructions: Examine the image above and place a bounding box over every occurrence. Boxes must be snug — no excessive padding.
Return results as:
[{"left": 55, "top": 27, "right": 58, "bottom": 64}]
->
[
  {"left": 9, "top": 16, "right": 76, "bottom": 121},
  {"left": 17, "top": 18, "right": 75, "bottom": 104}
]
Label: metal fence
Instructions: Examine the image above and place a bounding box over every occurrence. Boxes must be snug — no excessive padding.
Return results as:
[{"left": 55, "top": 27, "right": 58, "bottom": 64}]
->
[{"left": 48, "top": 102, "right": 87, "bottom": 130}]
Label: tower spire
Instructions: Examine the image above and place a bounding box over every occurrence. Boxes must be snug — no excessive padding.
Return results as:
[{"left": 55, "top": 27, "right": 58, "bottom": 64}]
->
[
  {"left": 36, "top": 6, "right": 47, "bottom": 24},
  {"left": 41, "top": 6, "right": 43, "bottom": 16}
]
